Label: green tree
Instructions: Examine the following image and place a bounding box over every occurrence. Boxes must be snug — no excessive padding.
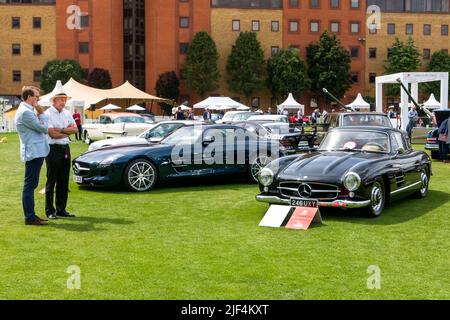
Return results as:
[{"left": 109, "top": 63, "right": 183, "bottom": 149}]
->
[
  {"left": 87, "top": 68, "right": 112, "bottom": 89},
  {"left": 41, "top": 59, "right": 85, "bottom": 93},
  {"left": 155, "top": 71, "right": 180, "bottom": 116},
  {"left": 267, "top": 47, "right": 310, "bottom": 103},
  {"left": 423, "top": 50, "right": 450, "bottom": 98},
  {"left": 181, "top": 32, "right": 220, "bottom": 98},
  {"left": 384, "top": 37, "right": 421, "bottom": 97},
  {"left": 226, "top": 32, "right": 266, "bottom": 104},
  {"left": 306, "top": 31, "right": 352, "bottom": 103}
]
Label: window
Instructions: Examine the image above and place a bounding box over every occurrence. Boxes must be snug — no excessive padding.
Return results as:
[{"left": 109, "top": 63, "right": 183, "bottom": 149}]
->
[
  {"left": 179, "top": 17, "right": 189, "bottom": 28},
  {"left": 80, "top": 15, "right": 89, "bottom": 28},
  {"left": 387, "top": 48, "right": 394, "bottom": 58},
  {"left": 442, "top": 25, "right": 449, "bottom": 36},
  {"left": 350, "top": 47, "right": 359, "bottom": 58},
  {"left": 423, "top": 24, "right": 431, "bottom": 35},
  {"left": 179, "top": 43, "right": 189, "bottom": 54},
  {"left": 369, "top": 73, "right": 376, "bottom": 84},
  {"left": 289, "top": 0, "right": 299, "bottom": 7},
  {"left": 289, "top": 20, "right": 299, "bottom": 33},
  {"left": 79, "top": 42, "right": 89, "bottom": 54},
  {"left": 33, "top": 70, "right": 42, "bottom": 82},
  {"left": 330, "top": 21, "right": 340, "bottom": 33},
  {"left": 12, "top": 44, "right": 21, "bottom": 55},
  {"left": 13, "top": 70, "right": 21, "bottom": 82},
  {"left": 387, "top": 23, "right": 396, "bottom": 34},
  {"left": 12, "top": 17, "right": 20, "bottom": 29},
  {"left": 310, "top": 21, "right": 320, "bottom": 33},
  {"left": 442, "top": 49, "right": 449, "bottom": 54},
  {"left": 251, "top": 97, "right": 260, "bottom": 108},
  {"left": 252, "top": 20, "right": 260, "bottom": 31},
  {"left": 330, "top": 0, "right": 339, "bottom": 8},
  {"left": 350, "top": 22, "right": 360, "bottom": 34},
  {"left": 423, "top": 48, "right": 431, "bottom": 59},
  {"left": 33, "top": 44, "right": 42, "bottom": 56},
  {"left": 406, "top": 24, "right": 414, "bottom": 35},
  {"left": 310, "top": 0, "right": 320, "bottom": 8},
  {"left": 33, "top": 17, "right": 41, "bottom": 29},
  {"left": 271, "top": 46, "right": 279, "bottom": 56},
  {"left": 351, "top": 72, "right": 359, "bottom": 84},
  {"left": 369, "top": 47, "right": 377, "bottom": 58},
  {"left": 232, "top": 20, "right": 240, "bottom": 31},
  {"left": 369, "top": 23, "right": 378, "bottom": 34},
  {"left": 351, "top": 0, "right": 359, "bottom": 8},
  {"left": 271, "top": 21, "right": 279, "bottom": 32}
]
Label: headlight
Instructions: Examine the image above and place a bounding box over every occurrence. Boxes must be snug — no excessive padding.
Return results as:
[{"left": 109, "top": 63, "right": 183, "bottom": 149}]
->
[
  {"left": 98, "top": 154, "right": 124, "bottom": 167},
  {"left": 343, "top": 172, "right": 361, "bottom": 192},
  {"left": 258, "top": 168, "right": 274, "bottom": 186}
]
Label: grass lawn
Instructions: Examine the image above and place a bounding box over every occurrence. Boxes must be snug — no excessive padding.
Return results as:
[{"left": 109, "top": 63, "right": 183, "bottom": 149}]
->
[{"left": 0, "top": 132, "right": 449, "bottom": 300}]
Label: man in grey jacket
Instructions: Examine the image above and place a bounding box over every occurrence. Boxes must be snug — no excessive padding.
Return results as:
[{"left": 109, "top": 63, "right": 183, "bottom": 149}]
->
[{"left": 15, "top": 86, "right": 50, "bottom": 225}]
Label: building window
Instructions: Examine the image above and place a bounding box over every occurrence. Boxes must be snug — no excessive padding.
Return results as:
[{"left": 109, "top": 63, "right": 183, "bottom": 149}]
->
[
  {"left": 271, "top": 21, "right": 279, "bottom": 32},
  {"left": 80, "top": 15, "right": 89, "bottom": 28},
  {"left": 423, "top": 48, "right": 431, "bottom": 59},
  {"left": 33, "top": 44, "right": 42, "bottom": 56},
  {"left": 406, "top": 24, "right": 414, "bottom": 35},
  {"left": 271, "top": 46, "right": 280, "bottom": 56},
  {"left": 289, "top": 20, "right": 299, "bottom": 33},
  {"left": 251, "top": 97, "right": 260, "bottom": 108},
  {"left": 330, "top": 21, "right": 340, "bottom": 33},
  {"left": 180, "top": 43, "right": 189, "bottom": 54},
  {"left": 351, "top": 0, "right": 359, "bottom": 8},
  {"left": 350, "top": 22, "right": 360, "bottom": 34},
  {"left": 423, "top": 24, "right": 431, "bottom": 35},
  {"left": 13, "top": 70, "right": 21, "bottom": 82},
  {"left": 387, "top": 23, "right": 396, "bottom": 34},
  {"left": 310, "top": 21, "right": 320, "bottom": 33},
  {"left": 330, "top": 0, "right": 339, "bottom": 8},
  {"left": 289, "top": 0, "right": 299, "bottom": 7},
  {"left": 33, "top": 70, "right": 42, "bottom": 82},
  {"left": 252, "top": 20, "right": 260, "bottom": 31},
  {"left": 442, "top": 49, "right": 449, "bottom": 54},
  {"left": 310, "top": 0, "right": 320, "bottom": 8},
  {"left": 79, "top": 42, "right": 89, "bottom": 54},
  {"left": 387, "top": 48, "right": 394, "bottom": 58},
  {"left": 369, "top": 73, "right": 376, "bottom": 84},
  {"left": 232, "top": 20, "right": 240, "bottom": 31},
  {"left": 12, "top": 44, "right": 21, "bottom": 56},
  {"left": 369, "top": 23, "right": 378, "bottom": 34},
  {"left": 12, "top": 17, "right": 20, "bottom": 29},
  {"left": 350, "top": 47, "right": 359, "bottom": 58},
  {"left": 442, "top": 25, "right": 449, "bottom": 36},
  {"left": 369, "top": 47, "right": 377, "bottom": 58},
  {"left": 351, "top": 72, "right": 359, "bottom": 84},
  {"left": 33, "top": 17, "right": 41, "bottom": 29},
  {"left": 179, "top": 17, "right": 189, "bottom": 28}
]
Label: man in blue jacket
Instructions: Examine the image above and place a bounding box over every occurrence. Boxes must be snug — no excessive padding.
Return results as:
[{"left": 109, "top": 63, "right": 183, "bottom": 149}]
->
[{"left": 15, "top": 86, "right": 50, "bottom": 225}]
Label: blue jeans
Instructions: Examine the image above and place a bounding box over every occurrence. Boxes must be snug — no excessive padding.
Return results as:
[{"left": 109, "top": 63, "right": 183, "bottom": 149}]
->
[
  {"left": 439, "top": 141, "right": 449, "bottom": 161},
  {"left": 22, "top": 157, "right": 45, "bottom": 222}
]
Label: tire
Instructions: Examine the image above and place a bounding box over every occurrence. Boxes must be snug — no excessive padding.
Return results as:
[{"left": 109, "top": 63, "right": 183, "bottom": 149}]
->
[
  {"left": 84, "top": 131, "right": 92, "bottom": 145},
  {"left": 413, "top": 167, "right": 429, "bottom": 199},
  {"left": 430, "top": 150, "right": 440, "bottom": 160},
  {"left": 123, "top": 159, "right": 158, "bottom": 192},
  {"left": 362, "top": 178, "right": 386, "bottom": 217},
  {"left": 248, "top": 154, "right": 273, "bottom": 183}
]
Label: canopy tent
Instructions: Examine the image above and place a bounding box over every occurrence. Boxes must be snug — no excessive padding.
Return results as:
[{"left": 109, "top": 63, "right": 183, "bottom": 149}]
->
[
  {"left": 100, "top": 104, "right": 121, "bottom": 111},
  {"left": 126, "top": 105, "right": 146, "bottom": 111},
  {"left": 346, "top": 93, "right": 370, "bottom": 110},
  {"left": 193, "top": 96, "right": 249, "bottom": 110},
  {"left": 39, "top": 78, "right": 175, "bottom": 110},
  {"left": 423, "top": 93, "right": 441, "bottom": 109},
  {"left": 277, "top": 93, "right": 304, "bottom": 114},
  {"left": 376, "top": 72, "right": 449, "bottom": 130}
]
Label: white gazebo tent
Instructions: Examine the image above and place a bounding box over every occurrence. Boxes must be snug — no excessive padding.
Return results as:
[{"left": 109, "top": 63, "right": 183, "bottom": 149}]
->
[
  {"left": 423, "top": 93, "right": 441, "bottom": 109},
  {"left": 100, "top": 104, "right": 121, "bottom": 111},
  {"left": 376, "top": 72, "right": 449, "bottom": 130},
  {"left": 193, "top": 96, "right": 249, "bottom": 110},
  {"left": 346, "top": 93, "right": 370, "bottom": 111},
  {"left": 277, "top": 93, "right": 304, "bottom": 114},
  {"left": 126, "top": 105, "right": 146, "bottom": 111}
]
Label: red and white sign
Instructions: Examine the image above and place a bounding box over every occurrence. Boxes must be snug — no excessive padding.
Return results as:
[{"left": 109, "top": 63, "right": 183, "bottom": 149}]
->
[{"left": 285, "top": 207, "right": 320, "bottom": 230}]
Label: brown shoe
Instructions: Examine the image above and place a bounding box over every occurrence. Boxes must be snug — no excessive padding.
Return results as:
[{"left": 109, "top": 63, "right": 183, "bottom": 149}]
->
[
  {"left": 36, "top": 216, "right": 48, "bottom": 222},
  {"left": 25, "top": 219, "right": 47, "bottom": 226}
]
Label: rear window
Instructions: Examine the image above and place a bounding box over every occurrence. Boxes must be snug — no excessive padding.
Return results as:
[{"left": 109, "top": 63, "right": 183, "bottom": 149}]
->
[
  {"left": 113, "top": 116, "right": 145, "bottom": 124},
  {"left": 342, "top": 114, "right": 392, "bottom": 127}
]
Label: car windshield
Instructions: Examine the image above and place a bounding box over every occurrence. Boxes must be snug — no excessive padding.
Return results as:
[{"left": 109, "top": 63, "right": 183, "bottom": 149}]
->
[
  {"left": 233, "top": 113, "right": 254, "bottom": 121},
  {"left": 319, "top": 130, "right": 390, "bottom": 153},
  {"left": 161, "top": 126, "right": 204, "bottom": 145},
  {"left": 342, "top": 114, "right": 392, "bottom": 127},
  {"left": 113, "top": 116, "right": 145, "bottom": 124},
  {"left": 140, "top": 123, "right": 183, "bottom": 139},
  {"left": 262, "top": 123, "right": 291, "bottom": 134}
]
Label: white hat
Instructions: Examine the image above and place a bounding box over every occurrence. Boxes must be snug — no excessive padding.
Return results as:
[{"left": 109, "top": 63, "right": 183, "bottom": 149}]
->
[{"left": 49, "top": 80, "right": 71, "bottom": 102}]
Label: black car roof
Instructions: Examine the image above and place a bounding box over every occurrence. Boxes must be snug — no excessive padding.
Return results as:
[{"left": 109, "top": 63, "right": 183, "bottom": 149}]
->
[
  {"left": 327, "top": 112, "right": 387, "bottom": 116},
  {"left": 331, "top": 126, "right": 401, "bottom": 134}
]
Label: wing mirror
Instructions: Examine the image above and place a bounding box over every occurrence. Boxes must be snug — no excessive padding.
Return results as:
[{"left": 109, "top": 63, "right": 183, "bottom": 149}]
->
[
  {"left": 396, "top": 147, "right": 405, "bottom": 156},
  {"left": 149, "top": 137, "right": 162, "bottom": 143},
  {"left": 202, "top": 136, "right": 215, "bottom": 146}
]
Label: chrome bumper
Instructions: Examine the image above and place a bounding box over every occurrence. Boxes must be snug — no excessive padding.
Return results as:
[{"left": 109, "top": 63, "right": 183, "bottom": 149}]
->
[
  {"left": 425, "top": 143, "right": 439, "bottom": 150},
  {"left": 256, "top": 195, "right": 371, "bottom": 209}
]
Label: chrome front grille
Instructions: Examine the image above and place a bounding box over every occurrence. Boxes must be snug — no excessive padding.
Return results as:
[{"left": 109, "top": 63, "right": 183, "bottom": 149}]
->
[{"left": 278, "top": 181, "right": 340, "bottom": 200}]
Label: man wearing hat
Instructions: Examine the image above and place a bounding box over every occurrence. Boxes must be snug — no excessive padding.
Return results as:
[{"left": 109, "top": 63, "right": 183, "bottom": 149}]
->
[{"left": 44, "top": 83, "right": 78, "bottom": 220}]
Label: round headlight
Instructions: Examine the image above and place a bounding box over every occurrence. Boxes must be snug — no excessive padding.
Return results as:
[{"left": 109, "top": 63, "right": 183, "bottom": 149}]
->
[
  {"left": 343, "top": 172, "right": 361, "bottom": 192},
  {"left": 258, "top": 168, "right": 274, "bottom": 187}
]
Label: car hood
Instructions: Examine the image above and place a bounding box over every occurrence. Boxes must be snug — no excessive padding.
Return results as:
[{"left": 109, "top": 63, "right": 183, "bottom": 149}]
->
[
  {"left": 278, "top": 151, "right": 385, "bottom": 180},
  {"left": 89, "top": 137, "right": 148, "bottom": 151}
]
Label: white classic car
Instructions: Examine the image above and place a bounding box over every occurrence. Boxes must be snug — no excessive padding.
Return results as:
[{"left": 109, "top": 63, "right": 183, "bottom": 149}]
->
[{"left": 83, "top": 112, "right": 154, "bottom": 144}]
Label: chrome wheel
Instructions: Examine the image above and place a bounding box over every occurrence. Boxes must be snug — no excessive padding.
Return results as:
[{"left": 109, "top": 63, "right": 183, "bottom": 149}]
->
[
  {"left": 84, "top": 132, "right": 91, "bottom": 145},
  {"left": 414, "top": 167, "right": 429, "bottom": 198},
  {"left": 250, "top": 156, "right": 272, "bottom": 182},
  {"left": 370, "top": 181, "right": 384, "bottom": 214},
  {"left": 125, "top": 160, "right": 156, "bottom": 192}
]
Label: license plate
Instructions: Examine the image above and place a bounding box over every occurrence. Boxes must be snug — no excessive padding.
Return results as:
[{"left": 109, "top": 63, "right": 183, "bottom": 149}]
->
[
  {"left": 73, "top": 175, "right": 83, "bottom": 183},
  {"left": 290, "top": 198, "right": 319, "bottom": 208}
]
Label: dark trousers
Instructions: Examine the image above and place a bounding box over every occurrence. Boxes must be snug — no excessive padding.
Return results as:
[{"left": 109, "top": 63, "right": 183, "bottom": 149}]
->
[
  {"left": 45, "top": 144, "right": 71, "bottom": 215},
  {"left": 76, "top": 125, "right": 82, "bottom": 140},
  {"left": 23, "top": 157, "right": 45, "bottom": 222},
  {"left": 439, "top": 141, "right": 449, "bottom": 161}
]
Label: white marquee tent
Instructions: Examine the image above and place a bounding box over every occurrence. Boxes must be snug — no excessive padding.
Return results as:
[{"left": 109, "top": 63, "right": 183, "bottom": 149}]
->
[
  {"left": 346, "top": 93, "right": 370, "bottom": 111},
  {"left": 277, "top": 93, "right": 304, "bottom": 114},
  {"left": 193, "top": 96, "right": 249, "bottom": 110},
  {"left": 423, "top": 93, "right": 441, "bottom": 109}
]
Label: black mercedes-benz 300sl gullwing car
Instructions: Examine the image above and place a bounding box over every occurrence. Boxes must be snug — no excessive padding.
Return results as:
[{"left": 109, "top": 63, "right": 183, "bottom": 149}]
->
[{"left": 256, "top": 126, "right": 432, "bottom": 217}]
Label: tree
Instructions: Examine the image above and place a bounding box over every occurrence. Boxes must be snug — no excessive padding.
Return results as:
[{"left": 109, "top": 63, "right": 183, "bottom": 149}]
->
[
  {"left": 87, "top": 68, "right": 112, "bottom": 89},
  {"left": 181, "top": 32, "right": 220, "bottom": 98},
  {"left": 226, "top": 32, "right": 266, "bottom": 104},
  {"left": 267, "top": 47, "right": 310, "bottom": 103},
  {"left": 423, "top": 50, "right": 450, "bottom": 98},
  {"left": 41, "top": 59, "right": 85, "bottom": 93},
  {"left": 155, "top": 71, "right": 180, "bottom": 116},
  {"left": 306, "top": 31, "right": 352, "bottom": 103},
  {"left": 384, "top": 37, "right": 421, "bottom": 97}
]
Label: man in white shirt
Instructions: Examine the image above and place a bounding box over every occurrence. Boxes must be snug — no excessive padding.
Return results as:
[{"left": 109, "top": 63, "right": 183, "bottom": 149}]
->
[{"left": 44, "top": 88, "right": 78, "bottom": 220}]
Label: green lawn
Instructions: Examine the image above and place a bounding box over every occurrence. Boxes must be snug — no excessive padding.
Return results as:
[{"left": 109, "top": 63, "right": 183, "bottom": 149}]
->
[{"left": 0, "top": 132, "right": 449, "bottom": 300}]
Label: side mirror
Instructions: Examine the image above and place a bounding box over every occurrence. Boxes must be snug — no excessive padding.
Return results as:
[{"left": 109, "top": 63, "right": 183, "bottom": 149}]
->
[
  {"left": 149, "top": 137, "right": 162, "bottom": 143},
  {"left": 202, "top": 136, "right": 215, "bottom": 146},
  {"left": 396, "top": 147, "right": 405, "bottom": 155}
]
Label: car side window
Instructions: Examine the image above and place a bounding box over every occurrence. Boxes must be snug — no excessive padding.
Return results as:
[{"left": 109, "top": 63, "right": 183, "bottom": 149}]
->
[
  {"left": 391, "top": 132, "right": 406, "bottom": 152},
  {"left": 245, "top": 124, "right": 258, "bottom": 134},
  {"left": 99, "top": 116, "right": 111, "bottom": 124}
]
